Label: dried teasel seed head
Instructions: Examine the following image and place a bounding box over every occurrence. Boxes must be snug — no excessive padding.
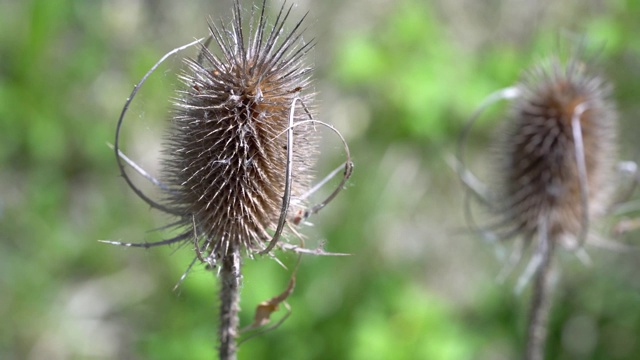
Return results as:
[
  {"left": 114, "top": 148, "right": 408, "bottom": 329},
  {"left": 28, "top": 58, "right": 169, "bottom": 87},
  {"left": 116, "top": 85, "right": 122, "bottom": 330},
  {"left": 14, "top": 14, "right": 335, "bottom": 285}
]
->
[
  {"left": 161, "top": 1, "right": 317, "bottom": 260},
  {"left": 494, "top": 55, "right": 617, "bottom": 246}
]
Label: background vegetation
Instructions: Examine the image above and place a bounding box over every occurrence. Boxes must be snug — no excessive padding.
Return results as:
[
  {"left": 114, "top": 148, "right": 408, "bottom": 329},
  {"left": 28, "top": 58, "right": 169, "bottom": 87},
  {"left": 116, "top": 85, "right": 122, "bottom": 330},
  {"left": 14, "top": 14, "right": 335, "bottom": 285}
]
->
[{"left": 3, "top": 0, "right": 640, "bottom": 359}]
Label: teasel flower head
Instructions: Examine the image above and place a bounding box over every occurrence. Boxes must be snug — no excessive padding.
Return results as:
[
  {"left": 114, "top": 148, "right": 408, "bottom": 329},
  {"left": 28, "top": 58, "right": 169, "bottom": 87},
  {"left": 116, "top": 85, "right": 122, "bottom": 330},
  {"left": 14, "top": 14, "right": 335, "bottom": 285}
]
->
[
  {"left": 455, "top": 48, "right": 619, "bottom": 360},
  {"left": 493, "top": 54, "right": 617, "bottom": 248},
  {"left": 483, "top": 52, "right": 619, "bottom": 360},
  {"left": 109, "top": 0, "right": 353, "bottom": 267},
  {"left": 108, "top": 2, "right": 353, "bottom": 357},
  {"left": 158, "top": 0, "right": 318, "bottom": 262},
  {"left": 110, "top": 0, "right": 351, "bottom": 274}
]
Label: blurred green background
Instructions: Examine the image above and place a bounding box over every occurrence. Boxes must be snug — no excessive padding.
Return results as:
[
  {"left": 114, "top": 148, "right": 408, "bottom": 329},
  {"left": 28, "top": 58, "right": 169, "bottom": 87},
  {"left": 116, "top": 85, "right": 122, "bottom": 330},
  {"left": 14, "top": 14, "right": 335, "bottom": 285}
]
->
[{"left": 3, "top": 0, "right": 640, "bottom": 359}]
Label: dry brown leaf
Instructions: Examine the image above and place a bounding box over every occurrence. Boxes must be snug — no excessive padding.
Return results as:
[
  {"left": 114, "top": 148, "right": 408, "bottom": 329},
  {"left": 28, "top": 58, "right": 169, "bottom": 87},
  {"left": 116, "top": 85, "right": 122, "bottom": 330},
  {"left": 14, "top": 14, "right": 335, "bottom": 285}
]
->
[
  {"left": 242, "top": 253, "right": 301, "bottom": 336},
  {"left": 248, "top": 276, "right": 296, "bottom": 329}
]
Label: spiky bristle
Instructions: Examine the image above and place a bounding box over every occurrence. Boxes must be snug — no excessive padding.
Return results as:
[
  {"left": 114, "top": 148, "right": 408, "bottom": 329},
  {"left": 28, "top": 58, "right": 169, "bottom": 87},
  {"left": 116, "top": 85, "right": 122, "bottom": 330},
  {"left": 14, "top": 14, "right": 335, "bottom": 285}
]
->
[
  {"left": 495, "top": 55, "right": 617, "bottom": 245},
  {"left": 162, "top": 1, "right": 317, "bottom": 261}
]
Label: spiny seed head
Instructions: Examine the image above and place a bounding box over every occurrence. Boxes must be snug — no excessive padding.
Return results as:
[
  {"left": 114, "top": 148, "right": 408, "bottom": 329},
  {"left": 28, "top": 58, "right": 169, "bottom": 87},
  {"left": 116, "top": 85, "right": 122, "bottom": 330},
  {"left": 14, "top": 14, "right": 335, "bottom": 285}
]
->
[
  {"left": 495, "top": 55, "right": 617, "bottom": 244},
  {"left": 162, "top": 1, "right": 317, "bottom": 259}
]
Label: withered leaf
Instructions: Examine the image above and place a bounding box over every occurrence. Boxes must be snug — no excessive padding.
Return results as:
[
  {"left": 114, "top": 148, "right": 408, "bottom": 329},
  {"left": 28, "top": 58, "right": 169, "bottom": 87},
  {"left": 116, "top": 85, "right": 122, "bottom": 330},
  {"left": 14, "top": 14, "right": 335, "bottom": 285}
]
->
[{"left": 248, "top": 276, "right": 296, "bottom": 329}]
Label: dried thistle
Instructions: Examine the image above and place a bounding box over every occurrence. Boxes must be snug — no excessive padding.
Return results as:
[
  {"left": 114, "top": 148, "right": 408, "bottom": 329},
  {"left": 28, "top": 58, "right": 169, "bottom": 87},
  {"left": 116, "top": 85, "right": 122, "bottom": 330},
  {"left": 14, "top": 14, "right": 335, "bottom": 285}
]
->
[
  {"left": 507, "top": 56, "right": 616, "bottom": 360},
  {"left": 496, "top": 56, "right": 617, "bottom": 249},
  {"left": 458, "top": 53, "right": 618, "bottom": 259},
  {"left": 457, "top": 51, "right": 618, "bottom": 360},
  {"left": 107, "top": 1, "right": 352, "bottom": 358},
  {"left": 164, "top": 0, "right": 318, "bottom": 263}
]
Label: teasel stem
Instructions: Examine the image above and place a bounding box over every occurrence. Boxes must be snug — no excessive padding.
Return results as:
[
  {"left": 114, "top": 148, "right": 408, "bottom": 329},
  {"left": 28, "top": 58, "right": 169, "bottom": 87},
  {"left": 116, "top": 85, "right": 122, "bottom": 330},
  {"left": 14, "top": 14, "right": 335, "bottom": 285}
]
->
[
  {"left": 219, "top": 244, "right": 242, "bottom": 360},
  {"left": 525, "top": 216, "right": 556, "bottom": 360}
]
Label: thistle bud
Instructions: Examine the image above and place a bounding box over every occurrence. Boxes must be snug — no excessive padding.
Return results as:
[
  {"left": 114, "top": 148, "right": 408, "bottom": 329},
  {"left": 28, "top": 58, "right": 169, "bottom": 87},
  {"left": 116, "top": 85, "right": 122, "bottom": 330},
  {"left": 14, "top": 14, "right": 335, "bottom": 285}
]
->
[
  {"left": 456, "top": 52, "right": 620, "bottom": 360},
  {"left": 108, "top": 2, "right": 353, "bottom": 357},
  {"left": 162, "top": 0, "right": 317, "bottom": 261},
  {"left": 495, "top": 55, "right": 617, "bottom": 247}
]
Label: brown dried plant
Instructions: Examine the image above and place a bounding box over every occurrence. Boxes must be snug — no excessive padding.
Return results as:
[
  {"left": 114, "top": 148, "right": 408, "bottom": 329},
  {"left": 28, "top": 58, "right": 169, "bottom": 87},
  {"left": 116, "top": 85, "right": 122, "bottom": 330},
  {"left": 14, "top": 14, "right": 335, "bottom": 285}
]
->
[
  {"left": 456, "top": 49, "right": 621, "bottom": 360},
  {"left": 104, "top": 1, "right": 352, "bottom": 359}
]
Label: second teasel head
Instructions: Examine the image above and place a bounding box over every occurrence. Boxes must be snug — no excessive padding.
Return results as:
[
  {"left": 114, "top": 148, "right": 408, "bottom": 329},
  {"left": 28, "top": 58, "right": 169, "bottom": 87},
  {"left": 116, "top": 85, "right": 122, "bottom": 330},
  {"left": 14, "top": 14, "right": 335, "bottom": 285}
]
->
[
  {"left": 493, "top": 54, "right": 618, "bottom": 246},
  {"left": 161, "top": 1, "right": 318, "bottom": 261}
]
